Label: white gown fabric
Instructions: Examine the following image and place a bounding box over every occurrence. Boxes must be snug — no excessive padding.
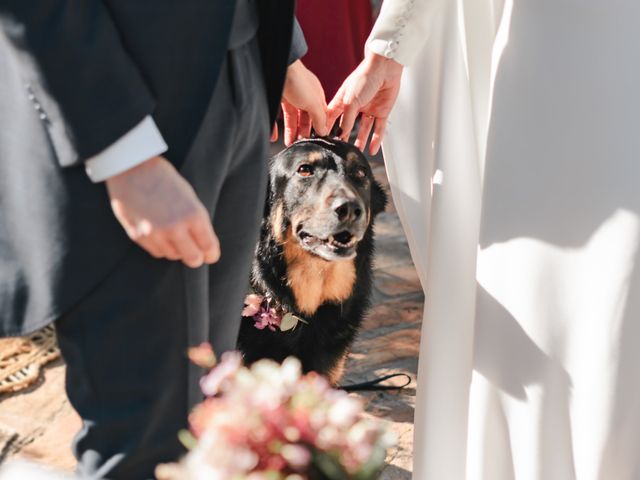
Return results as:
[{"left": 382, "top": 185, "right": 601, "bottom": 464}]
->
[{"left": 368, "top": 1, "right": 640, "bottom": 479}]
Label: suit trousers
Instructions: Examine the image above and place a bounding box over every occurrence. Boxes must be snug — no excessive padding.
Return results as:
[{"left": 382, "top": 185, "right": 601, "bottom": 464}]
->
[{"left": 54, "top": 38, "right": 269, "bottom": 479}]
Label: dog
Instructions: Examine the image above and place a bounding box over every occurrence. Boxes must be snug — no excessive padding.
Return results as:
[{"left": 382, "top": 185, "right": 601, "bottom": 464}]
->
[{"left": 236, "top": 137, "right": 387, "bottom": 384}]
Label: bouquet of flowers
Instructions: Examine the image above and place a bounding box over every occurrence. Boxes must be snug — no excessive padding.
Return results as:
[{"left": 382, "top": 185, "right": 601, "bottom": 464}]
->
[{"left": 156, "top": 344, "right": 395, "bottom": 480}]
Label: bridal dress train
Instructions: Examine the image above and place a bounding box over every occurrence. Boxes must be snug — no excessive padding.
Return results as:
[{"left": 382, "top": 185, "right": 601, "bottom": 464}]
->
[{"left": 368, "top": 0, "right": 640, "bottom": 478}]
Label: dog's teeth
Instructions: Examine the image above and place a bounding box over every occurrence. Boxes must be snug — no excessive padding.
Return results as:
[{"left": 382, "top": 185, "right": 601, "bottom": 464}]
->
[{"left": 331, "top": 231, "right": 355, "bottom": 247}]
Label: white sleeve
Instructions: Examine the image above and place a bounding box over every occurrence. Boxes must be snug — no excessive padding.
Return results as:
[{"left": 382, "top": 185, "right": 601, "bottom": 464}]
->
[
  {"left": 84, "top": 116, "right": 168, "bottom": 182},
  {"left": 366, "top": 0, "right": 440, "bottom": 67}
]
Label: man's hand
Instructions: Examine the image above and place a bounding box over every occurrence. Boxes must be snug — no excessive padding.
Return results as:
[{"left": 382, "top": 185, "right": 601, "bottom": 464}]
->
[
  {"left": 279, "top": 60, "right": 329, "bottom": 146},
  {"left": 106, "top": 156, "right": 220, "bottom": 268},
  {"left": 327, "top": 51, "right": 403, "bottom": 155}
]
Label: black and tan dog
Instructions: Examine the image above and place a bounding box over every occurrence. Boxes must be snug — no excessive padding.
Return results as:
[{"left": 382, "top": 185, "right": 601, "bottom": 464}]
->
[{"left": 236, "top": 138, "right": 387, "bottom": 383}]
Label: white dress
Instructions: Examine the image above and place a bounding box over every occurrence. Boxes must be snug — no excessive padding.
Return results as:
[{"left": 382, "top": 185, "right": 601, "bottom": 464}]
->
[{"left": 368, "top": 1, "right": 640, "bottom": 479}]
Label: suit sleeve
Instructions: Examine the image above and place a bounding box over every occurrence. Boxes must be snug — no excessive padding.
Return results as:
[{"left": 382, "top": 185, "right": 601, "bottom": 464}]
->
[
  {"left": 287, "top": 17, "right": 308, "bottom": 65},
  {"left": 0, "top": 1, "right": 156, "bottom": 162},
  {"left": 366, "top": 0, "right": 442, "bottom": 66}
]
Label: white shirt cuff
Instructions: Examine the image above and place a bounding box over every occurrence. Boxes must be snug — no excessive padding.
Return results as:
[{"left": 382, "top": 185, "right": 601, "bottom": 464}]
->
[
  {"left": 367, "top": 38, "right": 400, "bottom": 62},
  {"left": 84, "top": 116, "right": 168, "bottom": 182}
]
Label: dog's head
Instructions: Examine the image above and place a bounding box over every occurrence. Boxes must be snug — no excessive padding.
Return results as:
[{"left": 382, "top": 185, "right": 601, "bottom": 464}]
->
[{"left": 268, "top": 138, "right": 387, "bottom": 261}]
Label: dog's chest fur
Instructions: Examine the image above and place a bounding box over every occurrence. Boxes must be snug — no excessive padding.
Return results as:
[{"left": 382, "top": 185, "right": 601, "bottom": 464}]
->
[{"left": 283, "top": 233, "right": 356, "bottom": 315}]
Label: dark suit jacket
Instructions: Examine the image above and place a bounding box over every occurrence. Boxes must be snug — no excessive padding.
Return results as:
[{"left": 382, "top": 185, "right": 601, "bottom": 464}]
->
[{"left": 0, "top": 1, "right": 299, "bottom": 336}]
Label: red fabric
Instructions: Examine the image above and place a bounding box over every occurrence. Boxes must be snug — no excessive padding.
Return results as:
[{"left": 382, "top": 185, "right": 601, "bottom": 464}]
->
[{"left": 296, "top": 0, "right": 374, "bottom": 100}]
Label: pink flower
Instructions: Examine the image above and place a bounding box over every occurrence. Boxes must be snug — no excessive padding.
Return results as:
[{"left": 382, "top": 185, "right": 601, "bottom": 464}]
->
[
  {"left": 328, "top": 396, "right": 362, "bottom": 428},
  {"left": 253, "top": 308, "right": 281, "bottom": 332},
  {"left": 242, "top": 294, "right": 264, "bottom": 317},
  {"left": 200, "top": 351, "right": 243, "bottom": 396},
  {"left": 163, "top": 355, "right": 394, "bottom": 480},
  {"left": 281, "top": 444, "right": 311, "bottom": 469},
  {"left": 187, "top": 342, "right": 217, "bottom": 369},
  {"left": 242, "top": 293, "right": 285, "bottom": 331}
]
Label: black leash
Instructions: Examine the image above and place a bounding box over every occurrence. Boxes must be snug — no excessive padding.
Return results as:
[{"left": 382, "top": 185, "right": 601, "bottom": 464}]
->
[{"left": 339, "top": 373, "right": 412, "bottom": 392}]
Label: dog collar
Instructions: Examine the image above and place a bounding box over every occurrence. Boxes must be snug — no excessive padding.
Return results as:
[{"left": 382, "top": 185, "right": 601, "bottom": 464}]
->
[{"left": 242, "top": 293, "right": 308, "bottom": 332}]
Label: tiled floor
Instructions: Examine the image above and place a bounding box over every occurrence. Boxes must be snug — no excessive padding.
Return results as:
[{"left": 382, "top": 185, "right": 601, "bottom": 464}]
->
[{"left": 0, "top": 148, "right": 424, "bottom": 479}]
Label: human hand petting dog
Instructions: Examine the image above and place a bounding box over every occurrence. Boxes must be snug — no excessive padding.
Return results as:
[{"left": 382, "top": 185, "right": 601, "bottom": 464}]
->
[
  {"left": 106, "top": 156, "right": 220, "bottom": 268},
  {"left": 276, "top": 59, "right": 329, "bottom": 145},
  {"left": 327, "top": 50, "right": 403, "bottom": 155}
]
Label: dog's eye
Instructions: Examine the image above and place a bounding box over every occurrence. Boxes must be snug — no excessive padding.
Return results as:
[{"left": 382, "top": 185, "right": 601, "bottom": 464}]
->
[
  {"left": 297, "top": 164, "right": 314, "bottom": 177},
  {"left": 354, "top": 166, "right": 368, "bottom": 179}
]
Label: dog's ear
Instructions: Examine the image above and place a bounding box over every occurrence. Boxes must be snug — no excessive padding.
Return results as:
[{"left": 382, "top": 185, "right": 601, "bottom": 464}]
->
[
  {"left": 263, "top": 175, "right": 274, "bottom": 217},
  {"left": 270, "top": 199, "right": 288, "bottom": 243},
  {"left": 264, "top": 153, "right": 286, "bottom": 217},
  {"left": 370, "top": 180, "right": 388, "bottom": 217}
]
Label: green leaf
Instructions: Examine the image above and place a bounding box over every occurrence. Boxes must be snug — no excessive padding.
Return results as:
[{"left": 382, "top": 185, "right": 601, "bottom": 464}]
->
[
  {"left": 311, "top": 451, "right": 349, "bottom": 480},
  {"left": 353, "top": 444, "right": 388, "bottom": 480},
  {"left": 263, "top": 471, "right": 283, "bottom": 480},
  {"left": 280, "top": 313, "right": 306, "bottom": 331},
  {"left": 177, "top": 429, "right": 197, "bottom": 450}
]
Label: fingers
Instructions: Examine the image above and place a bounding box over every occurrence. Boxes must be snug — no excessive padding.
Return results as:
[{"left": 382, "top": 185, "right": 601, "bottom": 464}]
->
[
  {"left": 190, "top": 214, "right": 221, "bottom": 264},
  {"left": 119, "top": 216, "right": 165, "bottom": 259},
  {"left": 132, "top": 221, "right": 218, "bottom": 268},
  {"left": 129, "top": 226, "right": 179, "bottom": 261},
  {"left": 281, "top": 60, "right": 328, "bottom": 138},
  {"left": 282, "top": 100, "right": 329, "bottom": 143},
  {"left": 326, "top": 92, "right": 344, "bottom": 134},
  {"left": 171, "top": 227, "right": 205, "bottom": 268},
  {"left": 369, "top": 117, "right": 388, "bottom": 155},
  {"left": 135, "top": 235, "right": 164, "bottom": 259},
  {"left": 162, "top": 211, "right": 219, "bottom": 268},
  {"left": 288, "top": 106, "right": 328, "bottom": 140},
  {"left": 298, "top": 111, "right": 312, "bottom": 139},
  {"left": 123, "top": 209, "right": 218, "bottom": 268},
  {"left": 338, "top": 101, "right": 360, "bottom": 142},
  {"left": 354, "top": 114, "right": 375, "bottom": 151},
  {"left": 282, "top": 101, "right": 298, "bottom": 146},
  {"left": 307, "top": 103, "right": 328, "bottom": 137},
  {"left": 156, "top": 237, "right": 181, "bottom": 261}
]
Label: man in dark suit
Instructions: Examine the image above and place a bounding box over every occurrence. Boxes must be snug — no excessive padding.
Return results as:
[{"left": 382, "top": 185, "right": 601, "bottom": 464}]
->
[{"left": 0, "top": 1, "right": 327, "bottom": 477}]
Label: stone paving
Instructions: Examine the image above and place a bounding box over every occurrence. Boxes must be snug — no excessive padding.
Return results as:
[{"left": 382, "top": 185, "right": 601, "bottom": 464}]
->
[{"left": 0, "top": 149, "right": 424, "bottom": 478}]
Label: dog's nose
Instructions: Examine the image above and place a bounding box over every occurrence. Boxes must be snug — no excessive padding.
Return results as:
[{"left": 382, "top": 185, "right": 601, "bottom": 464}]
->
[{"left": 334, "top": 199, "right": 363, "bottom": 222}]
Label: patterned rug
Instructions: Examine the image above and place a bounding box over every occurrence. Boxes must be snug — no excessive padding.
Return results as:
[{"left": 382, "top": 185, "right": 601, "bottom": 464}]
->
[{"left": 0, "top": 325, "right": 60, "bottom": 394}]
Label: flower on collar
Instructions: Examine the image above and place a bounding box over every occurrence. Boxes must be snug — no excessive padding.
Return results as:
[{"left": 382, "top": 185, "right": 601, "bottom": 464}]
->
[
  {"left": 242, "top": 293, "right": 308, "bottom": 332},
  {"left": 241, "top": 293, "right": 263, "bottom": 317},
  {"left": 242, "top": 294, "right": 281, "bottom": 331}
]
